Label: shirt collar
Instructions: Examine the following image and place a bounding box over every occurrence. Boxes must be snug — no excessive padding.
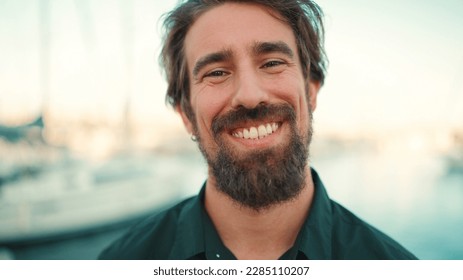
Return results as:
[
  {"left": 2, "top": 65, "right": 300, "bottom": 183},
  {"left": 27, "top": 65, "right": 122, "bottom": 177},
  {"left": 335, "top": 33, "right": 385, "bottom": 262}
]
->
[
  {"left": 168, "top": 168, "right": 333, "bottom": 260},
  {"left": 168, "top": 183, "right": 235, "bottom": 260},
  {"left": 167, "top": 187, "right": 205, "bottom": 259},
  {"left": 296, "top": 168, "right": 333, "bottom": 259},
  {"left": 202, "top": 202, "right": 237, "bottom": 260}
]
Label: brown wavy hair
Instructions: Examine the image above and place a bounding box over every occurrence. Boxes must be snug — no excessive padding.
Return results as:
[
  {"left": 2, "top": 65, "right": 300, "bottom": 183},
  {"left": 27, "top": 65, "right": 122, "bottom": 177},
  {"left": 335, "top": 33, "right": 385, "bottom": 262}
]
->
[{"left": 159, "top": 0, "right": 327, "bottom": 120}]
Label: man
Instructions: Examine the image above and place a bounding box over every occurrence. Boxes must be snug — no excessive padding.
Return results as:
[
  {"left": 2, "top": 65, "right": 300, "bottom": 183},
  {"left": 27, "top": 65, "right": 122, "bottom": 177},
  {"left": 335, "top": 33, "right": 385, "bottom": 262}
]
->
[{"left": 100, "top": 0, "right": 416, "bottom": 260}]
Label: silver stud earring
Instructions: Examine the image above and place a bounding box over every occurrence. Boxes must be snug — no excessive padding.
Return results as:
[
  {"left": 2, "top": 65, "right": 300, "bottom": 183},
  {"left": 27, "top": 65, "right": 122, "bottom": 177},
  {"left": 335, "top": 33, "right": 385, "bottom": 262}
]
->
[{"left": 191, "top": 135, "right": 198, "bottom": 142}]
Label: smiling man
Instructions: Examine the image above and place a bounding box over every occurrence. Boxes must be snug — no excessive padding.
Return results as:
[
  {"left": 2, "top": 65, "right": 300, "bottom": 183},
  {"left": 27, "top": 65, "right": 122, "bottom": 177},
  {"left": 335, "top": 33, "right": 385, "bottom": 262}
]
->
[{"left": 99, "top": 0, "right": 416, "bottom": 260}]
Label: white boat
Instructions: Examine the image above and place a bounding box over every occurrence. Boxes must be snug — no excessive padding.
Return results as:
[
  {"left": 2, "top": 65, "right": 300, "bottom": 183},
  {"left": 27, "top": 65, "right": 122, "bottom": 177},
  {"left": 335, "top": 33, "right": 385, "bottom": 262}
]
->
[{"left": 0, "top": 152, "right": 192, "bottom": 244}]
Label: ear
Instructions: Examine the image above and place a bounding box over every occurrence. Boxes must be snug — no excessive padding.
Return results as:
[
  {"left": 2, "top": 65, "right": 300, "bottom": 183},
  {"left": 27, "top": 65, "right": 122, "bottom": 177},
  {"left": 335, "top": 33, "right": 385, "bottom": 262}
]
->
[
  {"left": 175, "top": 105, "right": 194, "bottom": 135},
  {"left": 307, "top": 79, "right": 321, "bottom": 111}
]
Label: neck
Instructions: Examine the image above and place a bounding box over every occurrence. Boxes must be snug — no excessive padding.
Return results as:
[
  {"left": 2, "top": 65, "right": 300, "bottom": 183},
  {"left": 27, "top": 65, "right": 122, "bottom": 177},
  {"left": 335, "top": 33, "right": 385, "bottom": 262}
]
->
[{"left": 204, "top": 167, "right": 314, "bottom": 260}]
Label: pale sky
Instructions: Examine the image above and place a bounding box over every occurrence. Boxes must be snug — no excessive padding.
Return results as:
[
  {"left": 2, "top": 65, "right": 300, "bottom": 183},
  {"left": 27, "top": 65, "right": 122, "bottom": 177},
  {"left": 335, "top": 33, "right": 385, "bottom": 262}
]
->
[{"left": 1, "top": 0, "right": 462, "bottom": 133}]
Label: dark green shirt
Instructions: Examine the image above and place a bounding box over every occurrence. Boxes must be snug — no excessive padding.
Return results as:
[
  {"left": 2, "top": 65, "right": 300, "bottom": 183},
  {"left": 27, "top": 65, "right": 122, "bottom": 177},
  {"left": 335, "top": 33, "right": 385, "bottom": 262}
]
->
[{"left": 99, "top": 169, "right": 417, "bottom": 260}]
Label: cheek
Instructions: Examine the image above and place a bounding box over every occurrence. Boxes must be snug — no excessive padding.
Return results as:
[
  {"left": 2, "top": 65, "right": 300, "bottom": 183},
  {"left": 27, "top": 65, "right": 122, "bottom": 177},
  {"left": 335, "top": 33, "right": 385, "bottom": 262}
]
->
[
  {"left": 265, "top": 76, "right": 307, "bottom": 111},
  {"left": 191, "top": 85, "right": 231, "bottom": 132},
  {"left": 270, "top": 77, "right": 310, "bottom": 130},
  {"left": 298, "top": 94, "right": 311, "bottom": 128}
]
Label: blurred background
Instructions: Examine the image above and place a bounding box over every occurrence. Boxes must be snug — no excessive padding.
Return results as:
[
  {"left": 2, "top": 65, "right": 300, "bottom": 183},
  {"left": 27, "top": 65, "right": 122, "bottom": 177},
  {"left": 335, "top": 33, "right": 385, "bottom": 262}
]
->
[{"left": 0, "top": 0, "right": 462, "bottom": 260}]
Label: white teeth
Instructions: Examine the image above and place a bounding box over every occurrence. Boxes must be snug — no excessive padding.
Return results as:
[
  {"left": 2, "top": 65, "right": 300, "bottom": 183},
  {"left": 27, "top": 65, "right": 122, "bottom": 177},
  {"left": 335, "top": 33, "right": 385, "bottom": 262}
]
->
[
  {"left": 249, "top": 127, "right": 258, "bottom": 139},
  {"left": 243, "top": 128, "right": 250, "bottom": 139},
  {"left": 232, "top": 122, "right": 280, "bottom": 140},
  {"left": 266, "top": 124, "right": 272, "bottom": 134},
  {"left": 272, "top": 123, "right": 278, "bottom": 131},
  {"left": 258, "top": 125, "right": 267, "bottom": 139}
]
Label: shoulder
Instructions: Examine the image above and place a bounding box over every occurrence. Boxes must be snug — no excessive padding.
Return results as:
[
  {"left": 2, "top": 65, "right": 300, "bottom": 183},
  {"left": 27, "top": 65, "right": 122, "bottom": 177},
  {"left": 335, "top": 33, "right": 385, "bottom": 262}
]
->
[
  {"left": 330, "top": 201, "right": 417, "bottom": 260},
  {"left": 98, "top": 197, "right": 195, "bottom": 260}
]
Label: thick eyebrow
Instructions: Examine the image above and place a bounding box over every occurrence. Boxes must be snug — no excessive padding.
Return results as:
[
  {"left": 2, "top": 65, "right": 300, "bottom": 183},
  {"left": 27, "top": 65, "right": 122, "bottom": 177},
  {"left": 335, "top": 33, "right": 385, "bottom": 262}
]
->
[
  {"left": 252, "top": 41, "right": 294, "bottom": 59},
  {"left": 192, "top": 49, "right": 233, "bottom": 78}
]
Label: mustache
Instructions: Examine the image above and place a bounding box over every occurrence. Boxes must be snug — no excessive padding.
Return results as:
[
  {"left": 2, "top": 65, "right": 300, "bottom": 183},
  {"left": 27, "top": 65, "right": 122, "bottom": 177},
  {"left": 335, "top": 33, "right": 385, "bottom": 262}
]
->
[{"left": 211, "top": 104, "right": 296, "bottom": 137}]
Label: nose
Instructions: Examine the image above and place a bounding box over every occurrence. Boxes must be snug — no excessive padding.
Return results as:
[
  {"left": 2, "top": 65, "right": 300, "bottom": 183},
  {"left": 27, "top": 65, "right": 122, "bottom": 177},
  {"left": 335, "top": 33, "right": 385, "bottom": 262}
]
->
[{"left": 231, "top": 68, "right": 269, "bottom": 109}]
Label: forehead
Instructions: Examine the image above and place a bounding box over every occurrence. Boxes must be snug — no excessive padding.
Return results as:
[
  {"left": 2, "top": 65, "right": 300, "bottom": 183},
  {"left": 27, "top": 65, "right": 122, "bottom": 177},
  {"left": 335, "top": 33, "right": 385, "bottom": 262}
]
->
[{"left": 184, "top": 3, "right": 297, "bottom": 65}]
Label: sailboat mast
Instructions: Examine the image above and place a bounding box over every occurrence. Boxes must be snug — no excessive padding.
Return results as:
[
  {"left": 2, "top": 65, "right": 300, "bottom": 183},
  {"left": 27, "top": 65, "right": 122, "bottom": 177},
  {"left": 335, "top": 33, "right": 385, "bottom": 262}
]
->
[
  {"left": 120, "top": 0, "right": 134, "bottom": 151},
  {"left": 39, "top": 0, "right": 50, "bottom": 117}
]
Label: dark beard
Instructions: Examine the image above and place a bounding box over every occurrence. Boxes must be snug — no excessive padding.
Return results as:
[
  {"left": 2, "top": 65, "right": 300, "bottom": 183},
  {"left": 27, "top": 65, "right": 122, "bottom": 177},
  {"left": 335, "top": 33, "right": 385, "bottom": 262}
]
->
[{"left": 195, "top": 104, "right": 312, "bottom": 211}]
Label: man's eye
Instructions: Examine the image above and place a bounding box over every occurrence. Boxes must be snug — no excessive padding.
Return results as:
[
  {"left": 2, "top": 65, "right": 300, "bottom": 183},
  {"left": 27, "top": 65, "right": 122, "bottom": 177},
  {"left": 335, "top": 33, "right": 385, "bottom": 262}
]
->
[
  {"left": 262, "top": 60, "right": 285, "bottom": 68},
  {"left": 200, "top": 70, "right": 229, "bottom": 83},
  {"left": 205, "top": 70, "right": 226, "bottom": 77}
]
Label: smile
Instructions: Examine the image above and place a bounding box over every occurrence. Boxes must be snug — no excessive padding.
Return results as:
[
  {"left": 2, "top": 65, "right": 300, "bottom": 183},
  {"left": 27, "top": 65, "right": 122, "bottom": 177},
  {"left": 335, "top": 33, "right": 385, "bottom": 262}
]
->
[{"left": 231, "top": 122, "right": 280, "bottom": 140}]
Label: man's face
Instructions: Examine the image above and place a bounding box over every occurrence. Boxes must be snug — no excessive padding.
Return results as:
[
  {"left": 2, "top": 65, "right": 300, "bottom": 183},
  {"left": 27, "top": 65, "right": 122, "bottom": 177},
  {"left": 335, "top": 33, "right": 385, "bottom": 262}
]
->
[{"left": 180, "top": 3, "right": 320, "bottom": 210}]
